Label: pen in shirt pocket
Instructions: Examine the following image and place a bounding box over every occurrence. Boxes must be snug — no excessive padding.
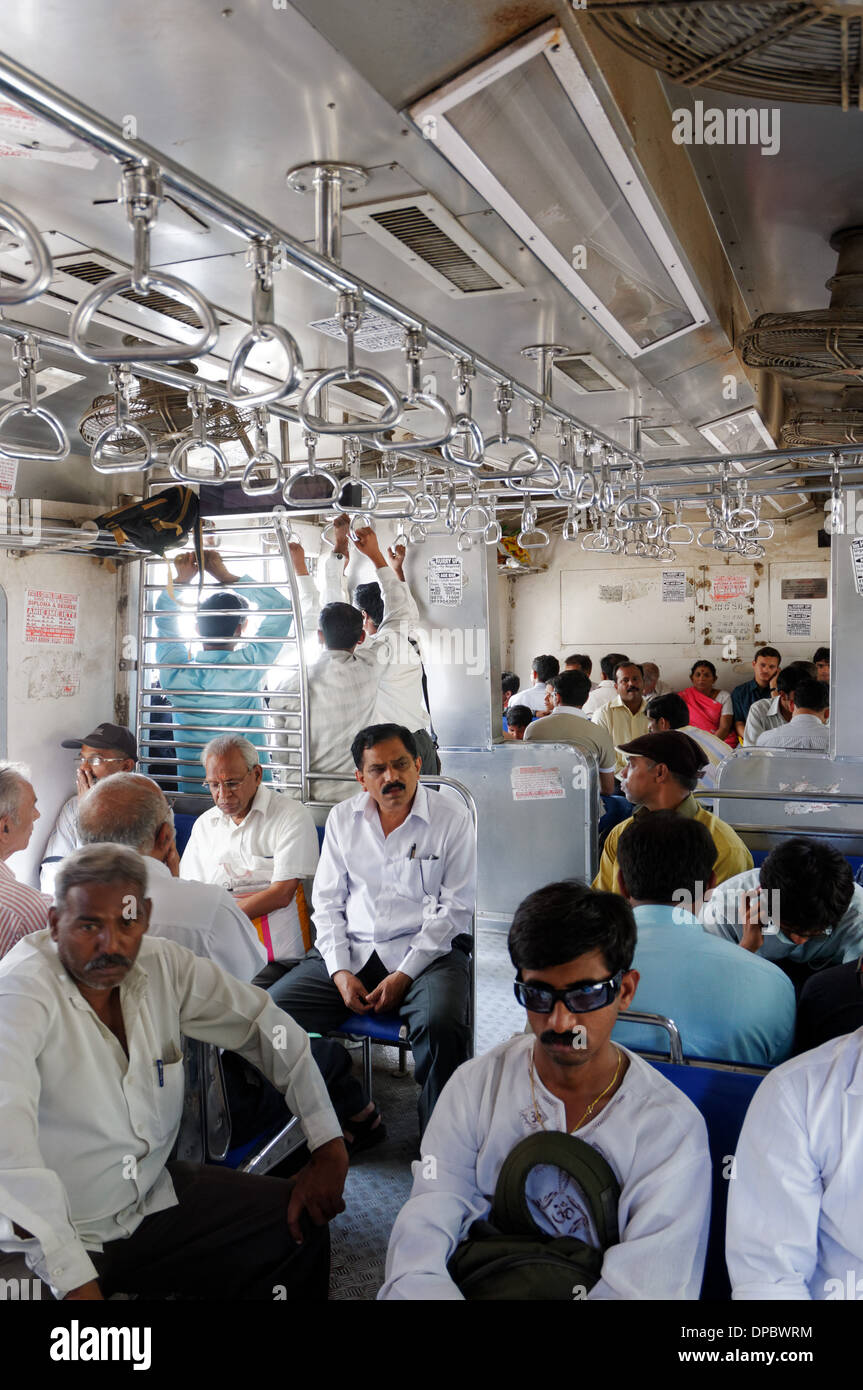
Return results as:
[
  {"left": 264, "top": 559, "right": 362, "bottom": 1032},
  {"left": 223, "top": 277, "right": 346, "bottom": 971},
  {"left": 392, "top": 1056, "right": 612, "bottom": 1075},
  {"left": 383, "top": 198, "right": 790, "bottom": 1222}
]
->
[{"left": 156, "top": 1059, "right": 164, "bottom": 1087}]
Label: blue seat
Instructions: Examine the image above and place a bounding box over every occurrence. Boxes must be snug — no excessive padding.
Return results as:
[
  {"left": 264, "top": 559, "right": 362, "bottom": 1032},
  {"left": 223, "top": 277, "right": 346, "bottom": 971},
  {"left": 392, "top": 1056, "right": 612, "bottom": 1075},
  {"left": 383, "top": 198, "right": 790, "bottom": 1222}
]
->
[
  {"left": 333, "top": 1012, "right": 408, "bottom": 1097},
  {"left": 173, "top": 811, "right": 200, "bottom": 856},
  {"left": 650, "top": 1060, "right": 762, "bottom": 1301}
]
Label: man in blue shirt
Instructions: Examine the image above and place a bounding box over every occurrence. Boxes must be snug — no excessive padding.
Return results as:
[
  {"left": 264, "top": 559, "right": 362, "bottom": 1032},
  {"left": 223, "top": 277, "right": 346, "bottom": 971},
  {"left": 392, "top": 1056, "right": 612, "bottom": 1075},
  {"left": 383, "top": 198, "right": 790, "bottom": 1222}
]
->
[
  {"left": 700, "top": 839, "right": 863, "bottom": 990},
  {"left": 612, "top": 812, "right": 796, "bottom": 1066},
  {"left": 154, "top": 550, "right": 293, "bottom": 792},
  {"left": 731, "top": 647, "right": 781, "bottom": 743}
]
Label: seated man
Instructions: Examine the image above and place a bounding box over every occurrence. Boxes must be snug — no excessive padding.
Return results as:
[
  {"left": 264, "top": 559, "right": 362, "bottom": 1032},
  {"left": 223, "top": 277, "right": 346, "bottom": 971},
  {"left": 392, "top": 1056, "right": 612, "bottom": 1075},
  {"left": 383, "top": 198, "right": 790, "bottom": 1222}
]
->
[
  {"left": 641, "top": 662, "right": 668, "bottom": 697},
  {"left": 380, "top": 881, "right": 711, "bottom": 1299},
  {"left": 0, "top": 763, "right": 49, "bottom": 959},
  {"left": 613, "top": 813, "right": 795, "bottom": 1065},
  {"left": 794, "top": 957, "right": 863, "bottom": 1055},
  {"left": 700, "top": 838, "right": 863, "bottom": 989},
  {"left": 731, "top": 646, "right": 781, "bottom": 744},
  {"left": 756, "top": 675, "right": 829, "bottom": 750},
  {"left": 583, "top": 652, "right": 629, "bottom": 716},
  {"left": 524, "top": 669, "right": 616, "bottom": 796},
  {"left": 645, "top": 692, "right": 731, "bottom": 791},
  {"left": 814, "top": 646, "right": 830, "bottom": 684},
  {"left": 155, "top": 548, "right": 293, "bottom": 792},
  {"left": 78, "top": 772, "right": 382, "bottom": 1153},
  {"left": 591, "top": 663, "right": 650, "bottom": 779},
  {"left": 507, "top": 654, "right": 559, "bottom": 716},
  {"left": 270, "top": 524, "right": 411, "bottom": 803},
  {"left": 743, "top": 662, "right": 813, "bottom": 746},
  {"left": 40, "top": 723, "right": 137, "bottom": 893},
  {"left": 504, "top": 704, "right": 532, "bottom": 741},
  {"left": 726, "top": 1027, "right": 863, "bottom": 1299},
  {"left": 269, "top": 723, "right": 476, "bottom": 1135},
  {"left": 78, "top": 771, "right": 265, "bottom": 981},
  {"left": 0, "top": 845, "right": 347, "bottom": 1300},
  {"left": 594, "top": 731, "right": 753, "bottom": 894},
  {"left": 180, "top": 735, "right": 320, "bottom": 971},
  {"left": 563, "top": 654, "right": 595, "bottom": 689}
]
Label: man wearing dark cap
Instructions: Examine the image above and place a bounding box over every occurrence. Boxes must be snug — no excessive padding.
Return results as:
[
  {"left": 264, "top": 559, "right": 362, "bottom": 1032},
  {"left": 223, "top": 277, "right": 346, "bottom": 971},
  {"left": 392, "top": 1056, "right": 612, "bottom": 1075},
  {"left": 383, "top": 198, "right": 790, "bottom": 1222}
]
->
[
  {"left": 39, "top": 724, "right": 137, "bottom": 893},
  {"left": 593, "top": 730, "right": 753, "bottom": 894}
]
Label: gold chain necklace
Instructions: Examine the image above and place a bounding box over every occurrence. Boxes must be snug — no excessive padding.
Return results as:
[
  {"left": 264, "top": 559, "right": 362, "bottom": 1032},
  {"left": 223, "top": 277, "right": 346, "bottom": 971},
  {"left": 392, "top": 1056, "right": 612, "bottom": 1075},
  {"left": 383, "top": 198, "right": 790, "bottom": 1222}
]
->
[{"left": 529, "top": 1045, "right": 623, "bottom": 1133}]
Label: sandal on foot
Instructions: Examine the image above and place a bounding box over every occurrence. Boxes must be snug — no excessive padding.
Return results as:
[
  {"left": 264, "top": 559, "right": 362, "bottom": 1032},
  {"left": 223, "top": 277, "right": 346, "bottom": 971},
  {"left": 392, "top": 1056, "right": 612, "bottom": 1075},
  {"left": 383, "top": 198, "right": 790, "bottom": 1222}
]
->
[{"left": 344, "top": 1106, "right": 387, "bottom": 1154}]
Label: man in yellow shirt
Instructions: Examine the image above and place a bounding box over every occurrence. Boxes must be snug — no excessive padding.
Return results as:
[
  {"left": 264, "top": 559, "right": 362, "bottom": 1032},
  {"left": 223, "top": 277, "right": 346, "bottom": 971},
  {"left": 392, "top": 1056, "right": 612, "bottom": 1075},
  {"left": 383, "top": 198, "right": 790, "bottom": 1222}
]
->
[
  {"left": 593, "top": 731, "right": 753, "bottom": 894},
  {"left": 591, "top": 663, "right": 650, "bottom": 779}
]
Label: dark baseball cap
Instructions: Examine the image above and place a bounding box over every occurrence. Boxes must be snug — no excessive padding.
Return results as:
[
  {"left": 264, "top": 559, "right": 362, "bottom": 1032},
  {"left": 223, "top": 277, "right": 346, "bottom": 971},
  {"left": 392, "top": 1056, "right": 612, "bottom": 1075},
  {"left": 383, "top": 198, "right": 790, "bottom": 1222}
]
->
[
  {"left": 60, "top": 723, "right": 137, "bottom": 760},
  {"left": 618, "top": 730, "right": 707, "bottom": 778}
]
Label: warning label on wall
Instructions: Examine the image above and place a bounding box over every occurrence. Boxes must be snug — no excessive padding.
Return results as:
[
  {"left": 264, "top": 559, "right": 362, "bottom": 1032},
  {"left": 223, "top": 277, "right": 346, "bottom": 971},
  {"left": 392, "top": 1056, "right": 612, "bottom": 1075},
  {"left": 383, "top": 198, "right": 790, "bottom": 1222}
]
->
[
  {"left": 24, "top": 589, "right": 79, "bottom": 645},
  {"left": 428, "top": 556, "right": 463, "bottom": 606},
  {"left": 511, "top": 766, "right": 566, "bottom": 801},
  {"left": 711, "top": 574, "right": 749, "bottom": 603}
]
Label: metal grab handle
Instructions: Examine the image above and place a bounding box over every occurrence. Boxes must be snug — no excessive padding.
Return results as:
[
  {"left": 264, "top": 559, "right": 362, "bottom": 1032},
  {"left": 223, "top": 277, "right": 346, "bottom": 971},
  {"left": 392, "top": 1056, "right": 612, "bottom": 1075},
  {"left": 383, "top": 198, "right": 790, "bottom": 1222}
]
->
[
  {"left": 271, "top": 505, "right": 301, "bottom": 545},
  {"left": 483, "top": 433, "right": 541, "bottom": 475},
  {"left": 298, "top": 365, "right": 402, "bottom": 435},
  {"left": 483, "top": 518, "right": 502, "bottom": 545},
  {"left": 506, "top": 452, "right": 561, "bottom": 492},
  {"left": 347, "top": 477, "right": 379, "bottom": 513},
  {"left": 562, "top": 513, "right": 580, "bottom": 541},
  {"left": 725, "top": 505, "right": 759, "bottom": 535},
  {"left": 750, "top": 518, "right": 775, "bottom": 540},
  {"left": 227, "top": 323, "right": 304, "bottom": 407},
  {"left": 456, "top": 529, "right": 474, "bottom": 551},
  {"left": 458, "top": 503, "right": 492, "bottom": 537},
  {"left": 517, "top": 525, "right": 550, "bottom": 549},
  {"left": 408, "top": 520, "right": 428, "bottom": 544},
  {"left": 241, "top": 448, "right": 285, "bottom": 496},
  {"left": 371, "top": 484, "right": 415, "bottom": 516},
  {"left": 615, "top": 490, "right": 662, "bottom": 527},
  {"left": 0, "top": 199, "right": 53, "bottom": 305},
  {"left": 282, "top": 463, "right": 341, "bottom": 505},
  {"left": 663, "top": 521, "right": 694, "bottom": 545},
  {"left": 92, "top": 419, "right": 153, "bottom": 474},
  {"left": 373, "top": 390, "right": 455, "bottom": 452},
  {"left": 69, "top": 271, "right": 220, "bottom": 363},
  {"left": 169, "top": 436, "right": 229, "bottom": 482},
  {"left": 441, "top": 414, "right": 484, "bottom": 469},
  {"left": 595, "top": 479, "right": 615, "bottom": 513},
  {"left": 410, "top": 490, "right": 440, "bottom": 522},
  {"left": 0, "top": 401, "right": 70, "bottom": 462}
]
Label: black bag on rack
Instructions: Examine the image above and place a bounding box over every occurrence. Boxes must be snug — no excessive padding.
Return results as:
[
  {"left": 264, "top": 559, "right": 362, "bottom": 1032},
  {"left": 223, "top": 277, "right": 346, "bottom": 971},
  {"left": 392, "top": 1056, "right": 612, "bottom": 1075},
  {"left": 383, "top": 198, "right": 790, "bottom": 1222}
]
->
[{"left": 94, "top": 484, "right": 203, "bottom": 564}]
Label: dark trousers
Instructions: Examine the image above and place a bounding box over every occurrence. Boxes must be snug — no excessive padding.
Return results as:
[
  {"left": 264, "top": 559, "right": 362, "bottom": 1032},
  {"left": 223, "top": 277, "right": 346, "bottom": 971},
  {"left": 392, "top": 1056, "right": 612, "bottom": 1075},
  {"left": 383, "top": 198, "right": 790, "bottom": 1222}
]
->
[
  {"left": 413, "top": 728, "right": 441, "bottom": 776},
  {"left": 268, "top": 941, "right": 471, "bottom": 1136},
  {"left": 222, "top": 1038, "right": 367, "bottom": 1144},
  {"left": 91, "top": 1161, "right": 330, "bottom": 1300}
]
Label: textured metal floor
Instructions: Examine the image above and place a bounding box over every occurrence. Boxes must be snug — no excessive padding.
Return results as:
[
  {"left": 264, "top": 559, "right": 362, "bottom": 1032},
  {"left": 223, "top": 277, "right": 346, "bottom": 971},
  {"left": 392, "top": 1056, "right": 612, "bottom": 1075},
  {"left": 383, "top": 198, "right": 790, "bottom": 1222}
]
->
[{"left": 329, "top": 925, "right": 521, "bottom": 1300}]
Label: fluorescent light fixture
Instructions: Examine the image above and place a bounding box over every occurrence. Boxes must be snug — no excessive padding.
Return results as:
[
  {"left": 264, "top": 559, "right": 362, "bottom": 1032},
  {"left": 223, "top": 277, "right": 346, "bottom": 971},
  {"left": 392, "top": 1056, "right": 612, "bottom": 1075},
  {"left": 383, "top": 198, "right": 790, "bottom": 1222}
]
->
[
  {"left": 698, "top": 408, "right": 775, "bottom": 456},
  {"left": 410, "top": 21, "right": 708, "bottom": 358},
  {"left": 343, "top": 193, "right": 520, "bottom": 297}
]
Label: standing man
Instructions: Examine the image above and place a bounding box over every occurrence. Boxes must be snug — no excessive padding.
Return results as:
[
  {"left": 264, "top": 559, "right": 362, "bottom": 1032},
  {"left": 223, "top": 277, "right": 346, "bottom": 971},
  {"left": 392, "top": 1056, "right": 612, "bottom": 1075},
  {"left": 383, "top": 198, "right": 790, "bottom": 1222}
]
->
[
  {"left": 0, "top": 763, "right": 48, "bottom": 959},
  {"left": 591, "top": 662, "right": 650, "bottom": 779},
  {"left": 40, "top": 723, "right": 137, "bottom": 893},
  {"left": 155, "top": 548, "right": 293, "bottom": 792},
  {"left": 269, "top": 723, "right": 476, "bottom": 1135},
  {"left": 180, "top": 735, "right": 320, "bottom": 969},
  {"left": 731, "top": 647, "right": 781, "bottom": 744}
]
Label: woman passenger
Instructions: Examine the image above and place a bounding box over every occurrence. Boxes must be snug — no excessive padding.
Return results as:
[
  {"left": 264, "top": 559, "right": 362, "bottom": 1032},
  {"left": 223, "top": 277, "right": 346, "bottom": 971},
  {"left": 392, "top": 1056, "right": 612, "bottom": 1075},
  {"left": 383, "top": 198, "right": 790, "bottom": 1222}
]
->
[{"left": 679, "top": 660, "right": 735, "bottom": 747}]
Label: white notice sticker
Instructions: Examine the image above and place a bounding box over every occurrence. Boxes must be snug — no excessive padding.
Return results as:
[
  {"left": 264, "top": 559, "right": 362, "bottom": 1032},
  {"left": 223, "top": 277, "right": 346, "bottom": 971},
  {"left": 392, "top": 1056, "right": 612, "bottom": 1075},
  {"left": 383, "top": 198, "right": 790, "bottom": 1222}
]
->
[
  {"left": 0, "top": 456, "right": 18, "bottom": 495},
  {"left": 851, "top": 538, "right": 863, "bottom": 596},
  {"left": 511, "top": 766, "right": 565, "bottom": 801},
  {"left": 785, "top": 602, "right": 812, "bottom": 638},
  {"left": 428, "top": 556, "right": 462, "bottom": 606},
  {"left": 662, "top": 569, "right": 686, "bottom": 602},
  {"left": 24, "top": 589, "right": 79, "bottom": 645}
]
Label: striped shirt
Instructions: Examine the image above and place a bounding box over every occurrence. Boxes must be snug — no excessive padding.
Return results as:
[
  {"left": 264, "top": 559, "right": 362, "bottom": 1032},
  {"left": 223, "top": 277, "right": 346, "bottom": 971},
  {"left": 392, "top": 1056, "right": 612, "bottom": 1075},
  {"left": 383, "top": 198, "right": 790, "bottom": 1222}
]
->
[{"left": 0, "top": 860, "right": 51, "bottom": 959}]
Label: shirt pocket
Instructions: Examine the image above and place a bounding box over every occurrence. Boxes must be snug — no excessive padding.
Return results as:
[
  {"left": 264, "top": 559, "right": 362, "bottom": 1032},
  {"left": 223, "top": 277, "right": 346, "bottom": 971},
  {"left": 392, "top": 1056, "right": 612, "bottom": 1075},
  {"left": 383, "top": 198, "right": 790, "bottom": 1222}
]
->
[
  {"left": 153, "top": 1049, "right": 186, "bottom": 1144},
  {"left": 394, "top": 857, "right": 443, "bottom": 901}
]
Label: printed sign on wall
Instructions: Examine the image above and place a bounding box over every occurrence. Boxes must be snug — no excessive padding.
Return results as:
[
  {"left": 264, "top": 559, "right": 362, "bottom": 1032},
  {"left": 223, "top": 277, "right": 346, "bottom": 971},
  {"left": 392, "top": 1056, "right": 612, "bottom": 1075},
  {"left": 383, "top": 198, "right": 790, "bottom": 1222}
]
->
[{"left": 24, "top": 589, "right": 79, "bottom": 645}]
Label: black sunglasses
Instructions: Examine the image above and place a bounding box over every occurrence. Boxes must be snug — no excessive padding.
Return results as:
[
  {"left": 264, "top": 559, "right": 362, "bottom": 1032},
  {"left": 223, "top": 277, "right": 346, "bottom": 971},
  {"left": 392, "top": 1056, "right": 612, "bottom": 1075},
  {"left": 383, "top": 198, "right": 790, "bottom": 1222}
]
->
[{"left": 513, "top": 970, "right": 624, "bottom": 1015}]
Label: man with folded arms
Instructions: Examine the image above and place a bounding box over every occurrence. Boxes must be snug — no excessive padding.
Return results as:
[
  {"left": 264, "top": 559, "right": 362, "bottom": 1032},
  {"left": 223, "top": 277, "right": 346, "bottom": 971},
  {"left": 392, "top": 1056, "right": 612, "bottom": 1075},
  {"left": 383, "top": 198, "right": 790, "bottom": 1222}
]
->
[{"left": 0, "top": 845, "right": 347, "bottom": 1300}]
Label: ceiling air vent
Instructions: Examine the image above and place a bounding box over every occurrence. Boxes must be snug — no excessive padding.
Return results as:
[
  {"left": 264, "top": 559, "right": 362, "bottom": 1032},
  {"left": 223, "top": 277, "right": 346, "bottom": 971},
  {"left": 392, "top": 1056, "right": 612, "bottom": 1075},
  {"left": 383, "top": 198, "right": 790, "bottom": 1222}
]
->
[
  {"left": 344, "top": 194, "right": 520, "bottom": 298},
  {"left": 57, "top": 259, "right": 229, "bottom": 331},
  {"left": 640, "top": 424, "right": 690, "bottom": 448},
  {"left": 553, "top": 352, "right": 626, "bottom": 394}
]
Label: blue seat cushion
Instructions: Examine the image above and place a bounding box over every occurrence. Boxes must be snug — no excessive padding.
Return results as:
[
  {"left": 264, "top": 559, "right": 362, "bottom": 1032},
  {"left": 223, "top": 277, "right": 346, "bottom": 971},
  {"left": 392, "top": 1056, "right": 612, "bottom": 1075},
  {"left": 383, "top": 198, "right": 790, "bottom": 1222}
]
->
[{"left": 334, "top": 1012, "right": 404, "bottom": 1043}]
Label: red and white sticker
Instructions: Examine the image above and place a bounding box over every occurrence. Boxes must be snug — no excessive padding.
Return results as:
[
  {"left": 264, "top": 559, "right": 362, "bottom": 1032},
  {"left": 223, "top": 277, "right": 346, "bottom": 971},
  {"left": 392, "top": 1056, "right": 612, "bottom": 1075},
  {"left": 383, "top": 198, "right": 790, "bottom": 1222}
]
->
[
  {"left": 511, "top": 766, "right": 565, "bottom": 801},
  {"left": 24, "top": 589, "right": 79, "bottom": 645}
]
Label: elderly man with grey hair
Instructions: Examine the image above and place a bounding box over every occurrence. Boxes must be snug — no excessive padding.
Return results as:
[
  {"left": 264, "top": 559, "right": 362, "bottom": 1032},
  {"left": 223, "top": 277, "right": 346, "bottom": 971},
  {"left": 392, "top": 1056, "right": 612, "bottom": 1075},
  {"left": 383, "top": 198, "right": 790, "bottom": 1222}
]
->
[
  {"left": 77, "top": 772, "right": 265, "bottom": 982},
  {"left": 0, "top": 844, "right": 348, "bottom": 1301},
  {"left": 0, "top": 761, "right": 49, "bottom": 959},
  {"left": 180, "top": 734, "right": 320, "bottom": 975}
]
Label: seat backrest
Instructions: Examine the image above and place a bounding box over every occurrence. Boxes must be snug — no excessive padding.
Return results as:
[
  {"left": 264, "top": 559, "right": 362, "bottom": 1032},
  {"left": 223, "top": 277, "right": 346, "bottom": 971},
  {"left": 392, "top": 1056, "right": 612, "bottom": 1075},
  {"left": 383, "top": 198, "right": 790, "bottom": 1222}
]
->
[{"left": 650, "top": 1060, "right": 762, "bottom": 1301}]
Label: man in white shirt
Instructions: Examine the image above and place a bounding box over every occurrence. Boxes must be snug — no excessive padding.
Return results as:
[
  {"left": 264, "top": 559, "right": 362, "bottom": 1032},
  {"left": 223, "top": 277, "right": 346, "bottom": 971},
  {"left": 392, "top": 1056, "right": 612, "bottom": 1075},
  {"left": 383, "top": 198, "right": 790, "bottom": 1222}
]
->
[
  {"left": 743, "top": 662, "right": 814, "bottom": 746},
  {"left": 270, "top": 722, "right": 476, "bottom": 1134},
  {"left": 269, "top": 522, "right": 411, "bottom": 803},
  {"left": 757, "top": 676, "right": 829, "bottom": 750},
  {"left": 77, "top": 771, "right": 265, "bottom": 981},
  {"left": 0, "top": 763, "right": 49, "bottom": 959},
  {"left": 507, "top": 654, "right": 560, "bottom": 716},
  {"left": 726, "top": 1028, "right": 863, "bottom": 1300},
  {"left": 646, "top": 692, "right": 731, "bottom": 793},
  {"left": 523, "top": 669, "right": 616, "bottom": 795},
  {"left": 40, "top": 723, "right": 137, "bottom": 893},
  {"left": 180, "top": 735, "right": 320, "bottom": 970},
  {"left": 641, "top": 662, "right": 668, "bottom": 698},
  {"left": 380, "top": 879, "right": 711, "bottom": 1299},
  {"left": 583, "top": 653, "right": 630, "bottom": 716},
  {"left": 0, "top": 844, "right": 347, "bottom": 1300}
]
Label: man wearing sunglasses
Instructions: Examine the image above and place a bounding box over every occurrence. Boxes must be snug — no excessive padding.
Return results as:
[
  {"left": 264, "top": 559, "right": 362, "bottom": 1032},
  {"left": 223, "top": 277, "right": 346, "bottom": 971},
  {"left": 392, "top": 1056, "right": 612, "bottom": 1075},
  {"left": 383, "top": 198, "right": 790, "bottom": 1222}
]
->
[
  {"left": 40, "top": 723, "right": 137, "bottom": 894},
  {"left": 380, "top": 881, "right": 711, "bottom": 1300}
]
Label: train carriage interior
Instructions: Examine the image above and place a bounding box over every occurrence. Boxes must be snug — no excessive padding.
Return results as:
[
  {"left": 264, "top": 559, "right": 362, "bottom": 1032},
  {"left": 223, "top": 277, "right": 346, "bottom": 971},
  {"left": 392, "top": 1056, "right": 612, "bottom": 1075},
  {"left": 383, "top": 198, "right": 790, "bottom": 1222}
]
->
[{"left": 0, "top": 0, "right": 861, "bottom": 1315}]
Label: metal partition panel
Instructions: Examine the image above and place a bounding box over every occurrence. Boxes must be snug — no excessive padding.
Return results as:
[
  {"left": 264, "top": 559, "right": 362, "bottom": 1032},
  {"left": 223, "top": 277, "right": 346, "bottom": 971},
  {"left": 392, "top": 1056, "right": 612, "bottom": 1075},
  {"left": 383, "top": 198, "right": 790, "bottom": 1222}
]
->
[
  {"left": 436, "top": 743, "right": 597, "bottom": 929},
  {"left": 712, "top": 748, "right": 863, "bottom": 852},
  {"left": 404, "top": 533, "right": 499, "bottom": 752},
  {"left": 831, "top": 530, "right": 863, "bottom": 759}
]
